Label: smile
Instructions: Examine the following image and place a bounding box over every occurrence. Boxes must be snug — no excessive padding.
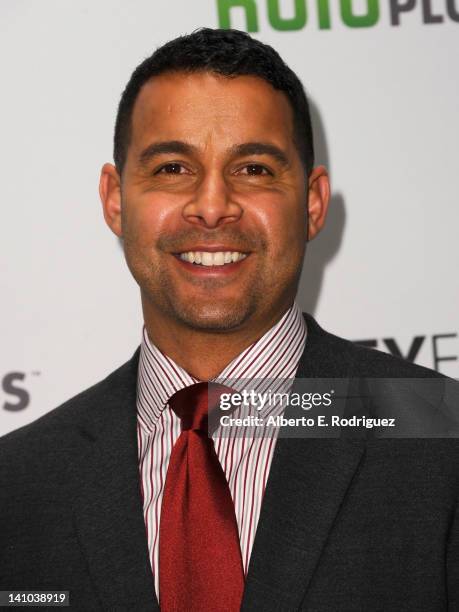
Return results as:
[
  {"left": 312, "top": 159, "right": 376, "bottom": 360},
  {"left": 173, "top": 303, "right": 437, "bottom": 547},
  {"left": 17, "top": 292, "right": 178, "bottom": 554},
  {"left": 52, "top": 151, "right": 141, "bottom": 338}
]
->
[{"left": 177, "top": 251, "right": 248, "bottom": 267}]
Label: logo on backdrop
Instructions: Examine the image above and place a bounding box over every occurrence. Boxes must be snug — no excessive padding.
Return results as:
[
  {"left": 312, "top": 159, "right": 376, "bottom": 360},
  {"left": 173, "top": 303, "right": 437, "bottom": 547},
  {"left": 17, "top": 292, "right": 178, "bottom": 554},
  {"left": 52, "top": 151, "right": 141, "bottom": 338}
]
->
[
  {"left": 354, "top": 332, "right": 458, "bottom": 374},
  {"left": 2, "top": 372, "right": 33, "bottom": 412},
  {"left": 217, "top": 0, "right": 459, "bottom": 31}
]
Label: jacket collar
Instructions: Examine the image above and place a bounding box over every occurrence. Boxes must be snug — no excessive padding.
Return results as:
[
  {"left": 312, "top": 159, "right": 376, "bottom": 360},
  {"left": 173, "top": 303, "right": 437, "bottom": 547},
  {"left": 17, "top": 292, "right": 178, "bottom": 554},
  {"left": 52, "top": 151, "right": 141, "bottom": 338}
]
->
[
  {"left": 241, "top": 314, "right": 365, "bottom": 609},
  {"left": 71, "top": 350, "right": 159, "bottom": 611}
]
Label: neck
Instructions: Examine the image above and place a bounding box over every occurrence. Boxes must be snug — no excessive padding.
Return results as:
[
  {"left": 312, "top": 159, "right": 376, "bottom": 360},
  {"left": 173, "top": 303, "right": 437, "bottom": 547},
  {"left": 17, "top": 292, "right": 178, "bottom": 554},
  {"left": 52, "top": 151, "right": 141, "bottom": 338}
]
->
[{"left": 142, "top": 300, "right": 294, "bottom": 381}]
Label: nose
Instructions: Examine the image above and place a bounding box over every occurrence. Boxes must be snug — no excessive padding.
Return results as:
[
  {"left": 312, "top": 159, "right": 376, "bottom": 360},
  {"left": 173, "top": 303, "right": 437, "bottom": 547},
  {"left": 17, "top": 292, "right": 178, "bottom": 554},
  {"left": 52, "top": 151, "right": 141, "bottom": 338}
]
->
[{"left": 182, "top": 169, "right": 242, "bottom": 229}]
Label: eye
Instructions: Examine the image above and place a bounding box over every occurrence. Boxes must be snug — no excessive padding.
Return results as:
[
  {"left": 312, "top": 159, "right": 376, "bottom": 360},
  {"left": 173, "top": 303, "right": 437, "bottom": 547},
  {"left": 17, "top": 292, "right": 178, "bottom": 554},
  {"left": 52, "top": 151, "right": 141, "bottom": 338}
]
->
[
  {"left": 155, "top": 163, "right": 188, "bottom": 175},
  {"left": 237, "top": 164, "right": 272, "bottom": 176}
]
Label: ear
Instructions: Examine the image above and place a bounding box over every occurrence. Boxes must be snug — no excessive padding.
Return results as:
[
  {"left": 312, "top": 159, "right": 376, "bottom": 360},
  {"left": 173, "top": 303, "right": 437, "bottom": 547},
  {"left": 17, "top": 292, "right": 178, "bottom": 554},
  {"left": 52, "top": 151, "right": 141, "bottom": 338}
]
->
[
  {"left": 307, "top": 165, "right": 330, "bottom": 241},
  {"left": 99, "top": 163, "right": 122, "bottom": 237}
]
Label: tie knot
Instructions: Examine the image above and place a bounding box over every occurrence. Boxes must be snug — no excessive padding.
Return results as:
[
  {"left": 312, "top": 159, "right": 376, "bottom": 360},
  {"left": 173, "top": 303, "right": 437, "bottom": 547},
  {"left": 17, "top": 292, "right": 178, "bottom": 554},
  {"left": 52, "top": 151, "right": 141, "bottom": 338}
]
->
[{"left": 168, "top": 382, "right": 233, "bottom": 434}]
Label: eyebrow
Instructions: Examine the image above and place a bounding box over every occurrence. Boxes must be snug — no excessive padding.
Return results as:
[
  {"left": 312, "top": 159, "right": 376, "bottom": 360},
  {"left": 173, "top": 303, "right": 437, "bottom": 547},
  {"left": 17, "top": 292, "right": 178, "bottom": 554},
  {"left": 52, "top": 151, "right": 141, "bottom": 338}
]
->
[
  {"left": 138, "top": 141, "right": 198, "bottom": 167},
  {"left": 137, "top": 140, "right": 290, "bottom": 168},
  {"left": 230, "top": 142, "right": 290, "bottom": 167}
]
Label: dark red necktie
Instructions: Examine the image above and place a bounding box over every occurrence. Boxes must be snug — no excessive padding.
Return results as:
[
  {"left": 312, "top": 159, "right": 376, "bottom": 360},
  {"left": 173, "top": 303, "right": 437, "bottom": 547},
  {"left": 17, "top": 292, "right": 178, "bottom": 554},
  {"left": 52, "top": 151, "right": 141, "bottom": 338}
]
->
[{"left": 159, "top": 382, "right": 245, "bottom": 612}]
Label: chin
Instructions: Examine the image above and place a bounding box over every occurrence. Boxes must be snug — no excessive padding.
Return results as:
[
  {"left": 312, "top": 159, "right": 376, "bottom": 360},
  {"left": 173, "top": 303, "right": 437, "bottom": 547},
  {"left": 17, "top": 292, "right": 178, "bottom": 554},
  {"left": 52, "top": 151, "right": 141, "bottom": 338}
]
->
[{"left": 173, "top": 300, "right": 255, "bottom": 332}]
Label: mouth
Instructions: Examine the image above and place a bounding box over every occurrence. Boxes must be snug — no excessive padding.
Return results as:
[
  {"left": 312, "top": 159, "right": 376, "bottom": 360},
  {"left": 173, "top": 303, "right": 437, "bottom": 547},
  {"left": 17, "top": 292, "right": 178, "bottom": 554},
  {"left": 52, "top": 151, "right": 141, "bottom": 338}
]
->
[
  {"left": 172, "top": 248, "right": 251, "bottom": 276},
  {"left": 175, "top": 250, "right": 248, "bottom": 267}
]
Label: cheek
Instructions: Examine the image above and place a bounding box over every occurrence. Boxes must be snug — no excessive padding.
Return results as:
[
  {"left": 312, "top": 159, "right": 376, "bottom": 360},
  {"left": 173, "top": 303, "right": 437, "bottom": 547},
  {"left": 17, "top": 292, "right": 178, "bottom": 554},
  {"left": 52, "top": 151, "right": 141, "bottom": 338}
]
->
[
  {"left": 255, "top": 196, "right": 307, "bottom": 258},
  {"left": 121, "top": 192, "right": 178, "bottom": 248}
]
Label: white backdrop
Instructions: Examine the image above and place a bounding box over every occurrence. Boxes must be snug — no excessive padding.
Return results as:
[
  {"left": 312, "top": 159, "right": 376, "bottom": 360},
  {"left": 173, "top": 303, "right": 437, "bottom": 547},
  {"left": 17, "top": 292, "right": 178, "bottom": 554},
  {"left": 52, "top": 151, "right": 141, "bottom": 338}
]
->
[{"left": 1, "top": 0, "right": 458, "bottom": 436}]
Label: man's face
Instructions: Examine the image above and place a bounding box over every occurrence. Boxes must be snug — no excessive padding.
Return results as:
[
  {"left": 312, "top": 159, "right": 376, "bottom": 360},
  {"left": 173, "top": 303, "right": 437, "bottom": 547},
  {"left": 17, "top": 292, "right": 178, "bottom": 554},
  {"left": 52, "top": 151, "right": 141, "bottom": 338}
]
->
[{"left": 102, "top": 71, "right": 327, "bottom": 332}]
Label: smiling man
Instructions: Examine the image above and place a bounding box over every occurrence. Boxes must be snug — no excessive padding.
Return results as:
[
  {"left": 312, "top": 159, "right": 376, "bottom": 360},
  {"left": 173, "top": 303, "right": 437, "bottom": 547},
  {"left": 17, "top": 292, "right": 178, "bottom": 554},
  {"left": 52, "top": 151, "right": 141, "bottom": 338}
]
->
[
  {"left": 100, "top": 63, "right": 328, "bottom": 380},
  {"left": 1, "top": 28, "right": 459, "bottom": 612}
]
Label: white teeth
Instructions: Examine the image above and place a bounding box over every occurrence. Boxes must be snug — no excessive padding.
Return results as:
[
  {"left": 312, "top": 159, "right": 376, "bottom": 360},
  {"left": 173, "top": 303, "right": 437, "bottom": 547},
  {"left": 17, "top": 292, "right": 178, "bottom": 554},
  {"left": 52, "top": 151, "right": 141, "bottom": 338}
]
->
[
  {"left": 213, "top": 252, "right": 225, "bottom": 266},
  {"left": 178, "top": 251, "right": 247, "bottom": 266},
  {"left": 201, "top": 252, "right": 213, "bottom": 266}
]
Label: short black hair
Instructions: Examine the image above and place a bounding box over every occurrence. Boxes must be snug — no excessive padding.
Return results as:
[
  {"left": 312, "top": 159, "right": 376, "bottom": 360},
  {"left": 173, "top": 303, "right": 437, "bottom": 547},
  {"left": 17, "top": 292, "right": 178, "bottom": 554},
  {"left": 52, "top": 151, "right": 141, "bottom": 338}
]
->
[{"left": 113, "top": 28, "right": 314, "bottom": 176}]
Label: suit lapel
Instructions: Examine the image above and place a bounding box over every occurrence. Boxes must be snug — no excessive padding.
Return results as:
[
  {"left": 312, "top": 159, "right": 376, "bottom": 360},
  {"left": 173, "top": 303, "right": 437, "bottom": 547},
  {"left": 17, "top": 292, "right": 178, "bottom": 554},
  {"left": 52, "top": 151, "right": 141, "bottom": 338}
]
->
[
  {"left": 242, "top": 314, "right": 366, "bottom": 610},
  {"left": 71, "top": 351, "right": 159, "bottom": 611}
]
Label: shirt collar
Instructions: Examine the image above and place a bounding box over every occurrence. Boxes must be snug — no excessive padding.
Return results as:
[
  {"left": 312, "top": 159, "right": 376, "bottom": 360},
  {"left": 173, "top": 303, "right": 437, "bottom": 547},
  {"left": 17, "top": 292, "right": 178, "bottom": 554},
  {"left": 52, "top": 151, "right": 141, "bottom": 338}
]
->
[{"left": 136, "top": 301, "right": 307, "bottom": 433}]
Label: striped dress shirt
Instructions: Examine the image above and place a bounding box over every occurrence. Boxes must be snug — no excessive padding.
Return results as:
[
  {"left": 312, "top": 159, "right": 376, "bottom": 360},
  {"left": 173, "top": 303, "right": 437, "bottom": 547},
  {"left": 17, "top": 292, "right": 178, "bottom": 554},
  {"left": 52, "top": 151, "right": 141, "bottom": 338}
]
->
[{"left": 136, "top": 301, "right": 307, "bottom": 598}]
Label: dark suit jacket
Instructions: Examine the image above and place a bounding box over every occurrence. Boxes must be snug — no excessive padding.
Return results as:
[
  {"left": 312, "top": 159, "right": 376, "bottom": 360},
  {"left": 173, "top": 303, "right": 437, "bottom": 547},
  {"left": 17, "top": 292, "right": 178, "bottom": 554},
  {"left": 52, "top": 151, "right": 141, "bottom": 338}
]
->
[{"left": 1, "top": 314, "right": 459, "bottom": 611}]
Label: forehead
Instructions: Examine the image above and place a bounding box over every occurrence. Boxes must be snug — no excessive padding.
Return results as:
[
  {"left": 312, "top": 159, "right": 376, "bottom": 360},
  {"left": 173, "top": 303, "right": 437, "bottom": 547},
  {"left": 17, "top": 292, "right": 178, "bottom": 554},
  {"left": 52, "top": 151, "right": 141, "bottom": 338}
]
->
[{"left": 130, "top": 71, "right": 296, "bottom": 152}]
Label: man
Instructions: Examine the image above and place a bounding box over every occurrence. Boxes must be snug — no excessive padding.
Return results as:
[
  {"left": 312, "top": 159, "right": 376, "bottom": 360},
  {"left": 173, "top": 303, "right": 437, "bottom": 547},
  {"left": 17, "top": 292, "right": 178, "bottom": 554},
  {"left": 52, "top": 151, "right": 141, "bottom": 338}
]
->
[{"left": 1, "top": 28, "right": 459, "bottom": 612}]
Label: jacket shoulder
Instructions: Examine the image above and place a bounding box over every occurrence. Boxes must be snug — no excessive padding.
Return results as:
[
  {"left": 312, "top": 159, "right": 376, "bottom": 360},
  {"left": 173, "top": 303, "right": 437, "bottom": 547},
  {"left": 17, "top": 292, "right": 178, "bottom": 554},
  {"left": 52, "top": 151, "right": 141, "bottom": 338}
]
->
[{"left": 0, "top": 349, "right": 139, "bottom": 472}]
